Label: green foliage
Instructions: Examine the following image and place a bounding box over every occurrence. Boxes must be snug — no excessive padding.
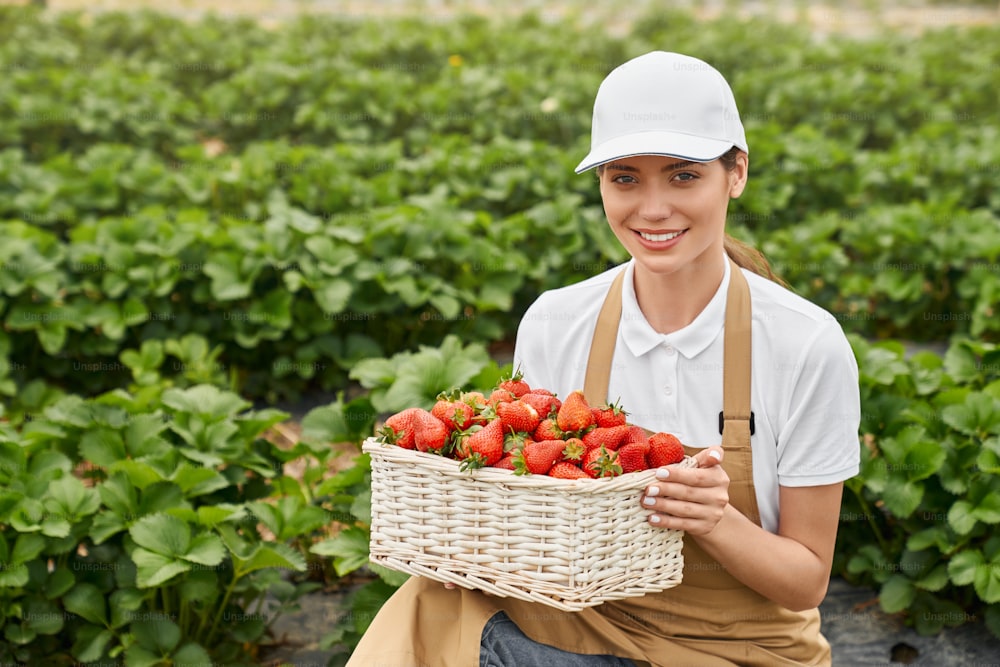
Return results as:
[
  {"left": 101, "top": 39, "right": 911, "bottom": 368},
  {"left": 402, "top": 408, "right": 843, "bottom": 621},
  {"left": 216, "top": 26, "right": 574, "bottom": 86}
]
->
[
  {"left": 0, "top": 6, "right": 998, "bottom": 408},
  {"left": 0, "top": 381, "right": 369, "bottom": 665},
  {"left": 837, "top": 336, "right": 1000, "bottom": 637}
]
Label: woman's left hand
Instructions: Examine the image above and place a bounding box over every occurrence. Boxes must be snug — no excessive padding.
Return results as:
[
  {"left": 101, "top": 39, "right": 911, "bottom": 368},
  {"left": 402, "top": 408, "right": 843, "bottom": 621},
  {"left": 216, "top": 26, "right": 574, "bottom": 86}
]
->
[{"left": 640, "top": 446, "right": 729, "bottom": 536}]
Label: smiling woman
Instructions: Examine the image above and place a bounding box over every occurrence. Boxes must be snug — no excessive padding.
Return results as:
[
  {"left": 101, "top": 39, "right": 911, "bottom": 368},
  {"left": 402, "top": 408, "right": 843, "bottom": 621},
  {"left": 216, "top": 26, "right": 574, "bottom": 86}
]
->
[{"left": 348, "top": 50, "right": 861, "bottom": 667}]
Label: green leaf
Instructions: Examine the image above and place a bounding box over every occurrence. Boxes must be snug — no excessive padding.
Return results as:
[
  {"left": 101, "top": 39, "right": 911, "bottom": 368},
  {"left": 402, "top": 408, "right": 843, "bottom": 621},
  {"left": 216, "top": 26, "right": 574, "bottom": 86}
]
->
[
  {"left": 236, "top": 542, "right": 307, "bottom": 576},
  {"left": 879, "top": 574, "right": 916, "bottom": 613},
  {"left": 63, "top": 582, "right": 108, "bottom": 625},
  {"left": 4, "top": 623, "right": 36, "bottom": 645},
  {"left": 310, "top": 526, "right": 370, "bottom": 577},
  {"left": 79, "top": 427, "right": 127, "bottom": 468},
  {"left": 72, "top": 624, "right": 115, "bottom": 663},
  {"left": 948, "top": 549, "right": 983, "bottom": 586},
  {"left": 24, "top": 597, "right": 64, "bottom": 634},
  {"left": 161, "top": 385, "right": 250, "bottom": 419},
  {"left": 46, "top": 474, "right": 101, "bottom": 518},
  {"left": 109, "top": 588, "right": 145, "bottom": 629},
  {"left": 132, "top": 617, "right": 182, "bottom": 653},
  {"left": 131, "top": 548, "right": 191, "bottom": 588},
  {"left": 181, "top": 533, "right": 225, "bottom": 567},
  {"left": 941, "top": 392, "right": 1000, "bottom": 437},
  {"left": 172, "top": 642, "right": 213, "bottom": 667},
  {"left": 130, "top": 513, "right": 190, "bottom": 557},
  {"left": 43, "top": 568, "right": 76, "bottom": 600},
  {"left": 11, "top": 532, "right": 45, "bottom": 564}
]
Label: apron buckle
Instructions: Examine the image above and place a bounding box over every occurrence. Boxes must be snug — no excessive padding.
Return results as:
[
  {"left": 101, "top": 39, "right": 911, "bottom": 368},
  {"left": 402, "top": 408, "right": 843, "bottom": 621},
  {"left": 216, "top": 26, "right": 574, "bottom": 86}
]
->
[{"left": 718, "top": 411, "right": 755, "bottom": 436}]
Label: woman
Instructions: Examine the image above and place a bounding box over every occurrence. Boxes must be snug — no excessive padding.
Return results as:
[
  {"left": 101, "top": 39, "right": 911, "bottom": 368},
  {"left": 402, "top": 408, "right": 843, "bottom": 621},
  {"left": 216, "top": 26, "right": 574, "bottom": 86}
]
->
[{"left": 348, "top": 50, "right": 860, "bottom": 667}]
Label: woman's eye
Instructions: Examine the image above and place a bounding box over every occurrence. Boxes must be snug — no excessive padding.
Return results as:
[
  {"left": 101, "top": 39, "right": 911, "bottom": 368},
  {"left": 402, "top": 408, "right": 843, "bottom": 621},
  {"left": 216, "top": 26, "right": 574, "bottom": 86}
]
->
[
  {"left": 612, "top": 174, "right": 638, "bottom": 184},
  {"left": 674, "top": 172, "right": 698, "bottom": 182}
]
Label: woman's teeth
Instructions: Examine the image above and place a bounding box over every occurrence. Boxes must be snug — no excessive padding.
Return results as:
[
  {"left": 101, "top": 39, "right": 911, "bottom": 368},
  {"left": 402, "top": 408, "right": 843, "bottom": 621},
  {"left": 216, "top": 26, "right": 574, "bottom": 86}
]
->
[{"left": 639, "top": 230, "right": 684, "bottom": 242}]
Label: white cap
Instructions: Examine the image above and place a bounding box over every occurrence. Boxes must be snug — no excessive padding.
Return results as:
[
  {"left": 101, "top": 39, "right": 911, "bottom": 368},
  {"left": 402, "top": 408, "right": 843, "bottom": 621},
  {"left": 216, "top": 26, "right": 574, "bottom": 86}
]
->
[{"left": 575, "top": 51, "right": 748, "bottom": 173}]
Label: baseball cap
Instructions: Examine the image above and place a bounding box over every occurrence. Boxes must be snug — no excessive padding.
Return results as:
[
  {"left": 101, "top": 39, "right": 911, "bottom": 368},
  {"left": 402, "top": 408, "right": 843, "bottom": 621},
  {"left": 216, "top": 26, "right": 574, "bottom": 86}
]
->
[{"left": 575, "top": 51, "right": 748, "bottom": 173}]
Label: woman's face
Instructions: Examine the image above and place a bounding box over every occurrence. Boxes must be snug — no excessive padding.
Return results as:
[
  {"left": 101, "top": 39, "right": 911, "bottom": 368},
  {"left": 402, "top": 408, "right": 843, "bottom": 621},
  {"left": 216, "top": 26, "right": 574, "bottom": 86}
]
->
[{"left": 598, "top": 153, "right": 748, "bottom": 278}]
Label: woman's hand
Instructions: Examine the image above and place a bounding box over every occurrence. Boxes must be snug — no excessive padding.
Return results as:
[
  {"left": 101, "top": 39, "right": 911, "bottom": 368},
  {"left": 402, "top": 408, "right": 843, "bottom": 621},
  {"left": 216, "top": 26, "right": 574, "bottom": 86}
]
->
[{"left": 640, "top": 446, "right": 729, "bottom": 536}]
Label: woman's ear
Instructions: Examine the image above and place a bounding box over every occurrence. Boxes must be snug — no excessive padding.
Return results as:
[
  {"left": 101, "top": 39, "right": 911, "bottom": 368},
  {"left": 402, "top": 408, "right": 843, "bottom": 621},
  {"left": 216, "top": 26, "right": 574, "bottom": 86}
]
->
[{"left": 728, "top": 151, "right": 749, "bottom": 199}]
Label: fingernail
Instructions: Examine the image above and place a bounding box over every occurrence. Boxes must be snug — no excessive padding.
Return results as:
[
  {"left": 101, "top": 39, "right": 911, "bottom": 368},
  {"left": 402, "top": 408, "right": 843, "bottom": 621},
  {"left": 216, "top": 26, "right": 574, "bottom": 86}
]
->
[
  {"left": 709, "top": 450, "right": 722, "bottom": 461},
  {"left": 646, "top": 485, "right": 659, "bottom": 497},
  {"left": 649, "top": 515, "right": 661, "bottom": 524},
  {"left": 643, "top": 496, "right": 656, "bottom": 506},
  {"left": 655, "top": 468, "right": 670, "bottom": 480}
]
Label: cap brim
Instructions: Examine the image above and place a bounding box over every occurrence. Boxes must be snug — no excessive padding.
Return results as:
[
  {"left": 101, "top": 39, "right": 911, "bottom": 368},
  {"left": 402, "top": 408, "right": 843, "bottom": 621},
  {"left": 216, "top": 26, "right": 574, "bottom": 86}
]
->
[{"left": 574, "top": 131, "right": 739, "bottom": 174}]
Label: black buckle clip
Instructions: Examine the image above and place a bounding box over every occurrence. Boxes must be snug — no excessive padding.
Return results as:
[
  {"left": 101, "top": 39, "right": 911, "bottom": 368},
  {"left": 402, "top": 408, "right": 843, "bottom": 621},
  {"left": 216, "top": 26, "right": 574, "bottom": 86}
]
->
[{"left": 718, "top": 411, "right": 755, "bottom": 436}]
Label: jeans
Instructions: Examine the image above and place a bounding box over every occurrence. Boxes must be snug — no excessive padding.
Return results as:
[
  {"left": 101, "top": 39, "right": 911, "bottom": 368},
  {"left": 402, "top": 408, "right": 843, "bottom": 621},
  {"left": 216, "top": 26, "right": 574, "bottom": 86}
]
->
[{"left": 479, "top": 611, "right": 638, "bottom": 667}]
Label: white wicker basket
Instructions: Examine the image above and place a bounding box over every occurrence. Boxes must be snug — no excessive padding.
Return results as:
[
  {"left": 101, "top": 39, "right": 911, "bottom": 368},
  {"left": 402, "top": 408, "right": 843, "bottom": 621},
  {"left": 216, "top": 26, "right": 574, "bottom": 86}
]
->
[{"left": 363, "top": 437, "right": 693, "bottom": 611}]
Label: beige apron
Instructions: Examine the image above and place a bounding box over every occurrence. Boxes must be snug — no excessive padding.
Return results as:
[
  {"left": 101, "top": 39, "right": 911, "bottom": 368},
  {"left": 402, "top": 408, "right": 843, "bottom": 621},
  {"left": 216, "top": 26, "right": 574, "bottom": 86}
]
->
[{"left": 348, "top": 260, "right": 831, "bottom": 667}]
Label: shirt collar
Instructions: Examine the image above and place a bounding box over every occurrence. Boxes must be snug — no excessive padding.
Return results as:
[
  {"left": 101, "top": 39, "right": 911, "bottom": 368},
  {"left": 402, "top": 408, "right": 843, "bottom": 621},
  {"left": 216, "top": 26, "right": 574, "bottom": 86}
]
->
[{"left": 620, "top": 255, "right": 731, "bottom": 359}]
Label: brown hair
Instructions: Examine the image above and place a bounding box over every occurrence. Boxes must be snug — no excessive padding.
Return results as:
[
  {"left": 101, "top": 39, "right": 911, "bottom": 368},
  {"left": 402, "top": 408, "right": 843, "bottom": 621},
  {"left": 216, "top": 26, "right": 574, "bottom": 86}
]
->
[{"left": 597, "top": 147, "right": 788, "bottom": 288}]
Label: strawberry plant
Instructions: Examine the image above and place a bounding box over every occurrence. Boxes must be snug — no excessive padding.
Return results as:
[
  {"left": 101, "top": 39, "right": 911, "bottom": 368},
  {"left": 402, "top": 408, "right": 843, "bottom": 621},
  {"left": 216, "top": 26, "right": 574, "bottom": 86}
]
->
[
  {"left": 0, "top": 381, "right": 381, "bottom": 664},
  {"left": 836, "top": 336, "right": 1000, "bottom": 639}
]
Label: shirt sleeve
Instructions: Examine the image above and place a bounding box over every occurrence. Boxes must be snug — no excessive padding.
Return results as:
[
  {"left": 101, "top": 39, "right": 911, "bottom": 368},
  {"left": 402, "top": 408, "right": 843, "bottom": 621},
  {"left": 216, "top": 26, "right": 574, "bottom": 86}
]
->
[{"left": 776, "top": 319, "right": 861, "bottom": 487}]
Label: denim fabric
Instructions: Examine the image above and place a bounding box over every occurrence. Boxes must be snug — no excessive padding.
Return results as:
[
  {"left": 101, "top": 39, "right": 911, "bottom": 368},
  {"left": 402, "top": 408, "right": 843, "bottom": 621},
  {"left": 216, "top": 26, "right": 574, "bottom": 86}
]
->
[{"left": 479, "top": 611, "right": 638, "bottom": 667}]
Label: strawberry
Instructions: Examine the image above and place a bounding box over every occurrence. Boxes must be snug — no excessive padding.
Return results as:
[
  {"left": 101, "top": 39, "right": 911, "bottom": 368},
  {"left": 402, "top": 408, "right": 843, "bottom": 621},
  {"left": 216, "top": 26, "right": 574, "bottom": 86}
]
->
[
  {"left": 621, "top": 425, "right": 650, "bottom": 446},
  {"left": 581, "top": 425, "right": 630, "bottom": 452},
  {"left": 496, "top": 400, "right": 540, "bottom": 434},
  {"left": 616, "top": 442, "right": 650, "bottom": 473},
  {"left": 492, "top": 453, "right": 517, "bottom": 470},
  {"left": 561, "top": 437, "right": 586, "bottom": 461},
  {"left": 557, "top": 390, "right": 594, "bottom": 433},
  {"left": 514, "top": 439, "right": 571, "bottom": 475},
  {"left": 533, "top": 417, "right": 563, "bottom": 442},
  {"left": 592, "top": 399, "right": 628, "bottom": 428},
  {"left": 548, "top": 461, "right": 588, "bottom": 479},
  {"left": 433, "top": 399, "right": 475, "bottom": 431},
  {"left": 455, "top": 419, "right": 505, "bottom": 469},
  {"left": 581, "top": 445, "right": 623, "bottom": 478},
  {"left": 519, "top": 392, "right": 562, "bottom": 420},
  {"left": 379, "top": 407, "right": 421, "bottom": 449},
  {"left": 488, "top": 388, "right": 516, "bottom": 407},
  {"left": 414, "top": 409, "right": 451, "bottom": 454},
  {"left": 498, "top": 369, "right": 531, "bottom": 398},
  {"left": 648, "top": 432, "right": 685, "bottom": 467},
  {"left": 460, "top": 391, "right": 487, "bottom": 410}
]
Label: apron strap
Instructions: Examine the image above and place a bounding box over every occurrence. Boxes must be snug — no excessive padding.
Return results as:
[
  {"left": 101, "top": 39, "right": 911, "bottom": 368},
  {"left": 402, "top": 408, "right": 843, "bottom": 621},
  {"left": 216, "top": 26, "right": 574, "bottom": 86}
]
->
[
  {"left": 582, "top": 258, "right": 753, "bottom": 447},
  {"left": 583, "top": 269, "right": 627, "bottom": 407}
]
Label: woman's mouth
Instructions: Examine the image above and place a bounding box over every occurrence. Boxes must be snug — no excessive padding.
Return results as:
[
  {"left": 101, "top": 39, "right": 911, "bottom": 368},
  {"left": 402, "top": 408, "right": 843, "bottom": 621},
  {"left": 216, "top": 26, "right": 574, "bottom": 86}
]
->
[{"left": 638, "top": 230, "right": 686, "bottom": 242}]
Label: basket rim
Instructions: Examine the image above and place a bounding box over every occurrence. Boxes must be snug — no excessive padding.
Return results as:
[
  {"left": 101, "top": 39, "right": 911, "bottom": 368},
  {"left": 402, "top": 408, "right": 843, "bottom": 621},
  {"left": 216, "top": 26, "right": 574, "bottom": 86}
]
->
[{"left": 362, "top": 436, "right": 695, "bottom": 490}]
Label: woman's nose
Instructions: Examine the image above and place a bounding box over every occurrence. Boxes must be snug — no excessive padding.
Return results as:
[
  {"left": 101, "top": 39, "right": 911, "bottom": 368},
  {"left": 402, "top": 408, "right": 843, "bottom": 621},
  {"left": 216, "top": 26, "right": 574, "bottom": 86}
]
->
[{"left": 638, "top": 185, "right": 673, "bottom": 221}]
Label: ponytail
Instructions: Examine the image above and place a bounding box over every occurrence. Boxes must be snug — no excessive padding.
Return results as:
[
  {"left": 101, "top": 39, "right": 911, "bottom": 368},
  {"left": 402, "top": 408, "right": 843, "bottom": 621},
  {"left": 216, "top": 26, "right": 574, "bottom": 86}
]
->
[{"left": 724, "top": 233, "right": 789, "bottom": 289}]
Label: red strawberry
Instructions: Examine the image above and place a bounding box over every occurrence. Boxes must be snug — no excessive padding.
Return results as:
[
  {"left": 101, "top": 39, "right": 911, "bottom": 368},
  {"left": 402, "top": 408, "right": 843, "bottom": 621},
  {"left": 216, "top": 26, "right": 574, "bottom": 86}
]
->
[
  {"left": 557, "top": 391, "right": 594, "bottom": 433},
  {"left": 456, "top": 419, "right": 505, "bottom": 469},
  {"left": 616, "top": 442, "right": 650, "bottom": 473},
  {"left": 498, "top": 369, "right": 531, "bottom": 398},
  {"left": 581, "top": 445, "right": 623, "bottom": 479},
  {"left": 534, "top": 417, "right": 563, "bottom": 442},
  {"left": 431, "top": 399, "right": 475, "bottom": 431},
  {"left": 648, "top": 432, "right": 685, "bottom": 468},
  {"left": 414, "top": 410, "right": 450, "bottom": 453},
  {"left": 492, "top": 453, "right": 517, "bottom": 470},
  {"left": 621, "top": 425, "right": 650, "bottom": 446},
  {"left": 592, "top": 399, "right": 628, "bottom": 428},
  {"left": 581, "top": 425, "right": 630, "bottom": 452},
  {"left": 562, "top": 437, "right": 586, "bottom": 461},
  {"left": 514, "top": 439, "right": 570, "bottom": 475},
  {"left": 380, "top": 407, "right": 422, "bottom": 449},
  {"left": 520, "top": 392, "right": 562, "bottom": 419},
  {"left": 548, "top": 461, "right": 588, "bottom": 479},
  {"left": 460, "top": 391, "right": 487, "bottom": 409},
  {"left": 496, "top": 400, "right": 540, "bottom": 434},
  {"left": 488, "top": 388, "right": 516, "bottom": 407}
]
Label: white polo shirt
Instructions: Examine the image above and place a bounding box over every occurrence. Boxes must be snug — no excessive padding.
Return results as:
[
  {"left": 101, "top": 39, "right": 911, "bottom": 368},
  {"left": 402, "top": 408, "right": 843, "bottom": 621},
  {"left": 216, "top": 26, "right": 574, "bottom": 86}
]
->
[{"left": 512, "top": 255, "right": 861, "bottom": 534}]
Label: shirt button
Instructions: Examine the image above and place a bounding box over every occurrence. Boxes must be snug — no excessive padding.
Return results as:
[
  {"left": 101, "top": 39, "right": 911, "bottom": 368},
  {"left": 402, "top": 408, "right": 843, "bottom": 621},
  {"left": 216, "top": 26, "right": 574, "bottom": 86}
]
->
[
  {"left": 664, "top": 386, "right": 673, "bottom": 396},
  {"left": 664, "top": 344, "right": 676, "bottom": 355}
]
